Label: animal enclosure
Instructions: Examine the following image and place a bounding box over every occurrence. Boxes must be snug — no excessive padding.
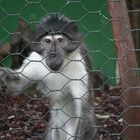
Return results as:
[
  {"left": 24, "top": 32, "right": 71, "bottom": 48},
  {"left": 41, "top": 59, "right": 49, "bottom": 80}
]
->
[{"left": 0, "top": 0, "right": 140, "bottom": 140}]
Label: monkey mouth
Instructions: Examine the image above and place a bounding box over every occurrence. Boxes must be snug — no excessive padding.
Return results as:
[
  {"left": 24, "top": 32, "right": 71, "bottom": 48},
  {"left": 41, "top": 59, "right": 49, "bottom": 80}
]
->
[
  {"left": 46, "top": 54, "right": 64, "bottom": 71},
  {"left": 49, "top": 62, "right": 63, "bottom": 71}
]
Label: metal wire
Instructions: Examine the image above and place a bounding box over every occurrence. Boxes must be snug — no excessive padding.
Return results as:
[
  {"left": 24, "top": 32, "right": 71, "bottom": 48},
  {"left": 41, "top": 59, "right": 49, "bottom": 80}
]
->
[{"left": 0, "top": 0, "right": 139, "bottom": 140}]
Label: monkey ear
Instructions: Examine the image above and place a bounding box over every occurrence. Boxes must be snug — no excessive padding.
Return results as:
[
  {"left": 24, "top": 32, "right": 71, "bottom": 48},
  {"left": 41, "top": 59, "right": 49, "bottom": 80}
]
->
[{"left": 64, "top": 42, "right": 79, "bottom": 52}]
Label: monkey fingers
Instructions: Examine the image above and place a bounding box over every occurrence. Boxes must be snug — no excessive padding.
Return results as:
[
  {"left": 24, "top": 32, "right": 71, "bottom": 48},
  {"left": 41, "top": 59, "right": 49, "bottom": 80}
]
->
[
  {"left": 0, "top": 67, "right": 19, "bottom": 81},
  {"left": 0, "top": 68, "right": 19, "bottom": 94},
  {"left": 6, "top": 72, "right": 19, "bottom": 81},
  {"left": 0, "top": 79, "right": 7, "bottom": 93},
  {"left": 0, "top": 68, "right": 7, "bottom": 93}
]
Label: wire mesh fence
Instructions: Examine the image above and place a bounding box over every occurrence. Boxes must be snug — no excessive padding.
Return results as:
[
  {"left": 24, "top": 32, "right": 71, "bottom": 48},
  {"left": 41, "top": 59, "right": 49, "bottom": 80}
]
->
[{"left": 0, "top": 0, "right": 139, "bottom": 140}]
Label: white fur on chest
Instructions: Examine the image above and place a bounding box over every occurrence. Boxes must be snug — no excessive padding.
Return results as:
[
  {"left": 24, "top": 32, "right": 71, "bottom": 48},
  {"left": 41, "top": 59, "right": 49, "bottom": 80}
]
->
[
  {"left": 43, "top": 50, "right": 89, "bottom": 97},
  {"left": 17, "top": 50, "right": 90, "bottom": 131},
  {"left": 19, "top": 51, "right": 89, "bottom": 101}
]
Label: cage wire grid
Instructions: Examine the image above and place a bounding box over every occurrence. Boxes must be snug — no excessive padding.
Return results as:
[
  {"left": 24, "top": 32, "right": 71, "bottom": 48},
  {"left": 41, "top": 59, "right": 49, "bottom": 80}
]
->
[{"left": 0, "top": 0, "right": 139, "bottom": 140}]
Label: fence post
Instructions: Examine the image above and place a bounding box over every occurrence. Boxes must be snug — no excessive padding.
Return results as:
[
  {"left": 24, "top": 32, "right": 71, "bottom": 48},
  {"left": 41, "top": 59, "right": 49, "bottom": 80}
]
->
[
  {"left": 108, "top": 0, "right": 140, "bottom": 139},
  {"left": 126, "top": 0, "right": 140, "bottom": 66}
]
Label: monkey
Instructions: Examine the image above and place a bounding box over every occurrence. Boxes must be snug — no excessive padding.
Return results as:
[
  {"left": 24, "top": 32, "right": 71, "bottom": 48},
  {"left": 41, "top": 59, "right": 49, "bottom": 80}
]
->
[{"left": 0, "top": 14, "right": 97, "bottom": 139}]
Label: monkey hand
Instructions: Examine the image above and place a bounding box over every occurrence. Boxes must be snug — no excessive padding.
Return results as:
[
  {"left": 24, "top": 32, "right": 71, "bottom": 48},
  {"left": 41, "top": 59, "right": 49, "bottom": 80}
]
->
[{"left": 0, "top": 67, "right": 19, "bottom": 93}]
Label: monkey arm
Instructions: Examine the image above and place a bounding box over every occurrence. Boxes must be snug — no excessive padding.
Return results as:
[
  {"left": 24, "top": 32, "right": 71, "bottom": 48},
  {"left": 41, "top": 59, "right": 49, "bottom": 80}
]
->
[
  {"left": 67, "top": 81, "right": 97, "bottom": 139},
  {"left": 0, "top": 52, "right": 49, "bottom": 95},
  {"left": 0, "top": 66, "right": 29, "bottom": 95}
]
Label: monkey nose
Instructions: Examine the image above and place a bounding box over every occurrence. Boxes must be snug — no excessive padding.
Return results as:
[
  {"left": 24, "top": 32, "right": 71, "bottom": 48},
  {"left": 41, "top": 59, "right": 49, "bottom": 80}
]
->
[{"left": 49, "top": 52, "right": 60, "bottom": 58}]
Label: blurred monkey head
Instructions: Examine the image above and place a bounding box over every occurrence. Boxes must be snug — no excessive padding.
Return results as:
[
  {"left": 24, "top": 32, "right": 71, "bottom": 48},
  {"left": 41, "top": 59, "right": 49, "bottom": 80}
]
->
[{"left": 36, "top": 14, "right": 81, "bottom": 71}]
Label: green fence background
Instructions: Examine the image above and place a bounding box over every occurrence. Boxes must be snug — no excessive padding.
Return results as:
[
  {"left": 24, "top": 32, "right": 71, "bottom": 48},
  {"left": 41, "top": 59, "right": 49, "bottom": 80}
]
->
[{"left": 0, "top": 0, "right": 116, "bottom": 85}]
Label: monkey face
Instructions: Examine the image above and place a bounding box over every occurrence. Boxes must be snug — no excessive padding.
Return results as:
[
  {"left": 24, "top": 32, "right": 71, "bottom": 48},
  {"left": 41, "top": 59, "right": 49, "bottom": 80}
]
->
[
  {"left": 40, "top": 34, "right": 79, "bottom": 71},
  {"left": 36, "top": 14, "right": 81, "bottom": 71}
]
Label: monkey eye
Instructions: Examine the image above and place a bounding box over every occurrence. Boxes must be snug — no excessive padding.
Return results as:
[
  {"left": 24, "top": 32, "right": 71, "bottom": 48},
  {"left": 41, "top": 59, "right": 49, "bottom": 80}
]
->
[
  {"left": 45, "top": 38, "right": 51, "bottom": 43},
  {"left": 57, "top": 37, "right": 63, "bottom": 43}
]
